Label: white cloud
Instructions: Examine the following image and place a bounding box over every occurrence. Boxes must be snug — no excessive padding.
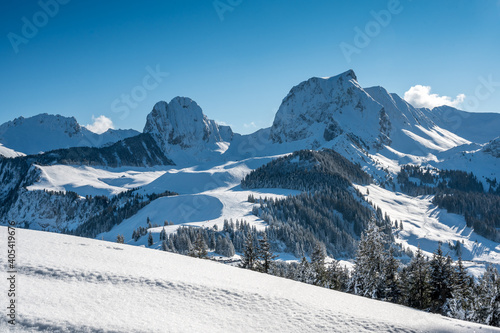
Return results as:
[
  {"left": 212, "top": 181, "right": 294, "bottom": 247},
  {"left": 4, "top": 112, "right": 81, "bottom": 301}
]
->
[
  {"left": 216, "top": 120, "right": 231, "bottom": 127},
  {"left": 243, "top": 122, "right": 257, "bottom": 128},
  {"left": 85, "top": 115, "right": 114, "bottom": 134},
  {"left": 403, "top": 85, "right": 466, "bottom": 109}
]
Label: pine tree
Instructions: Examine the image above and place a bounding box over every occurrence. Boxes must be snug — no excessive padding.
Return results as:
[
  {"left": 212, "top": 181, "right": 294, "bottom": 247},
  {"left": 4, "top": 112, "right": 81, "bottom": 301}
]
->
[
  {"left": 447, "top": 256, "right": 474, "bottom": 321},
  {"left": 240, "top": 232, "right": 257, "bottom": 270},
  {"left": 116, "top": 234, "right": 124, "bottom": 244},
  {"left": 382, "top": 248, "right": 401, "bottom": 303},
  {"left": 190, "top": 233, "right": 208, "bottom": 258},
  {"left": 402, "top": 247, "right": 431, "bottom": 310},
  {"left": 350, "top": 222, "right": 386, "bottom": 299},
  {"left": 159, "top": 228, "right": 166, "bottom": 241},
  {"left": 148, "top": 231, "right": 154, "bottom": 247},
  {"left": 256, "top": 232, "right": 277, "bottom": 274},
  {"left": 310, "top": 243, "right": 327, "bottom": 287},
  {"left": 326, "top": 260, "right": 349, "bottom": 291},
  {"left": 473, "top": 265, "right": 500, "bottom": 326},
  {"left": 297, "top": 256, "right": 315, "bottom": 284},
  {"left": 429, "top": 244, "right": 454, "bottom": 314}
]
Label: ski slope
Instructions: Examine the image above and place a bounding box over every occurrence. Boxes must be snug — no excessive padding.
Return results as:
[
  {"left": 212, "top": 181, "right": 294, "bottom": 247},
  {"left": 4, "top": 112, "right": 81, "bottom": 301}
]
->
[{"left": 1, "top": 227, "right": 497, "bottom": 333}]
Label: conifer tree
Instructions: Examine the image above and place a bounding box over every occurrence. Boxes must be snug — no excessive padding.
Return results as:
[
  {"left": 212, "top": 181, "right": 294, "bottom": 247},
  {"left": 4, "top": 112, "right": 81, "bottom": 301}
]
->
[
  {"left": 447, "top": 256, "right": 474, "bottom": 321},
  {"left": 350, "top": 222, "right": 386, "bottom": 299},
  {"left": 383, "top": 248, "right": 400, "bottom": 303},
  {"left": 326, "top": 260, "right": 350, "bottom": 291},
  {"left": 428, "top": 244, "right": 454, "bottom": 314},
  {"left": 402, "top": 247, "right": 431, "bottom": 310},
  {"left": 310, "top": 243, "right": 327, "bottom": 286},
  {"left": 473, "top": 265, "right": 500, "bottom": 326},
  {"left": 240, "top": 232, "right": 257, "bottom": 270},
  {"left": 148, "top": 231, "right": 154, "bottom": 247},
  {"left": 190, "top": 233, "right": 208, "bottom": 258},
  {"left": 256, "top": 232, "right": 277, "bottom": 274}
]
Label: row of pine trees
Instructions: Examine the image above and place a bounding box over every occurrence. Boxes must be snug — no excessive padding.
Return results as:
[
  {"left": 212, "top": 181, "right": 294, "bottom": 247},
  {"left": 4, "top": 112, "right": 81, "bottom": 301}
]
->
[
  {"left": 237, "top": 223, "right": 500, "bottom": 328},
  {"left": 127, "top": 216, "right": 499, "bottom": 328}
]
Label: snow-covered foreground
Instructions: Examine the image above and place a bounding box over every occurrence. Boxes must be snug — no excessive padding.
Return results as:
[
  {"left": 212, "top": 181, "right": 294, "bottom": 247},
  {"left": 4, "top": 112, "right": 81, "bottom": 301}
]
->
[
  {"left": 1, "top": 227, "right": 497, "bottom": 333},
  {"left": 357, "top": 184, "right": 500, "bottom": 276}
]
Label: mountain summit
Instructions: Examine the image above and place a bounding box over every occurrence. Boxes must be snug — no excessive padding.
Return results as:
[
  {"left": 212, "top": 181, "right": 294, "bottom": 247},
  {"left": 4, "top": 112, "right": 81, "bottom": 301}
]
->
[
  {"left": 143, "top": 97, "right": 233, "bottom": 160},
  {"left": 269, "top": 70, "right": 390, "bottom": 149},
  {"left": 0, "top": 114, "right": 139, "bottom": 155}
]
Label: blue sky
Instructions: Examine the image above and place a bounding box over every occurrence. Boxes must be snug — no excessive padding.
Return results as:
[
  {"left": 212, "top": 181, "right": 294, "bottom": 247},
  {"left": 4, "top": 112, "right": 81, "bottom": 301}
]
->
[{"left": 1, "top": 0, "right": 499, "bottom": 134}]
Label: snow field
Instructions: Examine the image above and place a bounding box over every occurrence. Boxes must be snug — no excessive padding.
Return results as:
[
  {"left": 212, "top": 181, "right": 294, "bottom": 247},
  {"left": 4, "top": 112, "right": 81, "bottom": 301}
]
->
[
  {"left": 1, "top": 227, "right": 497, "bottom": 333},
  {"left": 357, "top": 184, "right": 500, "bottom": 276}
]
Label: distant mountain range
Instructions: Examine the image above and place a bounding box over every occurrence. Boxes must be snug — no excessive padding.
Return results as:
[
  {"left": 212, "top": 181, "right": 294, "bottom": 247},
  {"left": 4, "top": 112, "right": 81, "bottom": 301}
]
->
[
  {"left": 0, "top": 70, "right": 499, "bottom": 280},
  {"left": 0, "top": 113, "right": 139, "bottom": 156}
]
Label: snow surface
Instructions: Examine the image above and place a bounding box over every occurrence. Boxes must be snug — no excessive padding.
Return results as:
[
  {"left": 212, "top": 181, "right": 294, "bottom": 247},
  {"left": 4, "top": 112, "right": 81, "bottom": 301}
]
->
[
  {"left": 1, "top": 227, "right": 498, "bottom": 333},
  {"left": 97, "top": 157, "right": 300, "bottom": 242},
  {"left": 357, "top": 184, "right": 500, "bottom": 276},
  {"left": 27, "top": 164, "right": 168, "bottom": 197},
  {"left": 0, "top": 143, "right": 25, "bottom": 158}
]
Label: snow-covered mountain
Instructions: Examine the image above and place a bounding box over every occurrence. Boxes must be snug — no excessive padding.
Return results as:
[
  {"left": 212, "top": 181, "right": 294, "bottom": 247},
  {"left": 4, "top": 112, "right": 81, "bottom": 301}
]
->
[
  {"left": 1, "top": 226, "right": 497, "bottom": 333},
  {"left": 269, "top": 71, "right": 471, "bottom": 158},
  {"left": 1, "top": 70, "right": 499, "bottom": 270},
  {"left": 144, "top": 97, "right": 233, "bottom": 164},
  {"left": 420, "top": 105, "right": 500, "bottom": 144},
  {"left": 0, "top": 113, "right": 139, "bottom": 156},
  {"left": 2, "top": 70, "right": 500, "bottom": 331}
]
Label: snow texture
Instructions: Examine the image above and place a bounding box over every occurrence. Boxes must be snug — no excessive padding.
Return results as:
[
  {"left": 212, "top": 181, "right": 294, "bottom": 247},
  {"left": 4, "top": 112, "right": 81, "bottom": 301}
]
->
[{"left": 1, "top": 226, "right": 498, "bottom": 333}]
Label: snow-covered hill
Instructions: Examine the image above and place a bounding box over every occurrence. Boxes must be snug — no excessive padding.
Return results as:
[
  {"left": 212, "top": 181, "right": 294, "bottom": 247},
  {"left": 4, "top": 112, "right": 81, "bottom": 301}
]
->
[
  {"left": 0, "top": 114, "right": 139, "bottom": 155},
  {"left": 1, "top": 226, "right": 497, "bottom": 333}
]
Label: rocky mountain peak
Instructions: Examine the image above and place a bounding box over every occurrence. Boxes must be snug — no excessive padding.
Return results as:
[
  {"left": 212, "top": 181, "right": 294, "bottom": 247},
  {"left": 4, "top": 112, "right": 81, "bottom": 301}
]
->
[
  {"left": 143, "top": 97, "right": 233, "bottom": 154},
  {"left": 269, "top": 70, "right": 385, "bottom": 149}
]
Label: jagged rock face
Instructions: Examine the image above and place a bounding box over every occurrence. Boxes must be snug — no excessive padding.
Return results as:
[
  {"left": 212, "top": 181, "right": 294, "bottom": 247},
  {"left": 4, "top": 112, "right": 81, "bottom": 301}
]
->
[
  {"left": 483, "top": 137, "right": 500, "bottom": 158},
  {"left": 269, "top": 70, "right": 388, "bottom": 150},
  {"left": 143, "top": 97, "right": 233, "bottom": 153}
]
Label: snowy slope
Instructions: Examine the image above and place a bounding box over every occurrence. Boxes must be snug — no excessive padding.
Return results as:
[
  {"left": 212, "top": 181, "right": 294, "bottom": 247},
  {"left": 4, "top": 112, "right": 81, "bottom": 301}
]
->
[
  {"left": 0, "top": 114, "right": 139, "bottom": 155},
  {"left": 27, "top": 164, "right": 167, "bottom": 197},
  {"left": 1, "top": 227, "right": 497, "bottom": 333},
  {"left": 421, "top": 106, "right": 500, "bottom": 144},
  {"left": 357, "top": 184, "right": 500, "bottom": 277},
  {"left": 0, "top": 143, "right": 25, "bottom": 158}
]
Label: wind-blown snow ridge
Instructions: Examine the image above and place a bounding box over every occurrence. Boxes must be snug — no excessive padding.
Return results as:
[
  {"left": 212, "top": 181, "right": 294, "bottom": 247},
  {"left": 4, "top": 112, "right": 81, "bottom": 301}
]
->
[{"left": 1, "top": 227, "right": 497, "bottom": 333}]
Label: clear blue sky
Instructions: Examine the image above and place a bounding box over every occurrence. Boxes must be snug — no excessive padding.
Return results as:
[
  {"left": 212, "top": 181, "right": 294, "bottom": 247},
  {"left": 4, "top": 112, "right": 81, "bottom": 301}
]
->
[{"left": 1, "top": 0, "right": 499, "bottom": 134}]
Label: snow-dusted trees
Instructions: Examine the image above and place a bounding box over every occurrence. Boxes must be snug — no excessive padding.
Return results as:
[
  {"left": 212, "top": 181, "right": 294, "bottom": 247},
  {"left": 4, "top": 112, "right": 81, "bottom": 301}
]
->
[
  {"left": 325, "top": 260, "right": 350, "bottom": 291},
  {"left": 447, "top": 257, "right": 475, "bottom": 321},
  {"left": 148, "top": 231, "right": 154, "bottom": 247},
  {"left": 472, "top": 265, "right": 500, "bottom": 326},
  {"left": 116, "top": 234, "right": 124, "bottom": 244},
  {"left": 189, "top": 233, "right": 208, "bottom": 258},
  {"left": 429, "top": 244, "right": 454, "bottom": 314},
  {"left": 215, "top": 236, "right": 235, "bottom": 257},
  {"left": 350, "top": 223, "right": 391, "bottom": 299},
  {"left": 400, "top": 247, "right": 431, "bottom": 310},
  {"left": 256, "top": 233, "right": 277, "bottom": 274},
  {"left": 310, "top": 243, "right": 327, "bottom": 286},
  {"left": 240, "top": 232, "right": 258, "bottom": 270}
]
